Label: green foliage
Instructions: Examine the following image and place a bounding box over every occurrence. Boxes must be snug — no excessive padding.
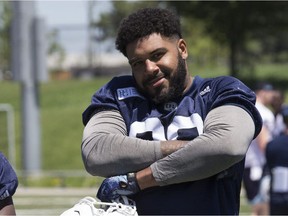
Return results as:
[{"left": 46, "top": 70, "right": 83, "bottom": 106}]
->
[
  {"left": 0, "top": 1, "right": 12, "bottom": 77},
  {"left": 46, "top": 29, "right": 66, "bottom": 71},
  {"left": 168, "top": 1, "right": 288, "bottom": 77},
  {"left": 0, "top": 1, "right": 66, "bottom": 75},
  {"left": 181, "top": 17, "right": 229, "bottom": 68},
  {"left": 93, "top": 1, "right": 163, "bottom": 40},
  {"left": 93, "top": 1, "right": 288, "bottom": 77}
]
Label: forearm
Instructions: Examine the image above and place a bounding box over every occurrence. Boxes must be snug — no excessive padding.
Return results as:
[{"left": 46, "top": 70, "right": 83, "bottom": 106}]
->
[
  {"left": 160, "top": 140, "right": 188, "bottom": 157},
  {"left": 138, "top": 105, "right": 255, "bottom": 187},
  {"left": 82, "top": 109, "right": 188, "bottom": 178},
  {"left": 82, "top": 109, "right": 163, "bottom": 177},
  {"left": 135, "top": 139, "right": 188, "bottom": 190},
  {"left": 256, "top": 125, "right": 270, "bottom": 152}
]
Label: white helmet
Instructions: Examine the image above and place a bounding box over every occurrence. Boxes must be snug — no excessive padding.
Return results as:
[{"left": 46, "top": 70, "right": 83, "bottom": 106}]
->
[{"left": 60, "top": 196, "right": 138, "bottom": 216}]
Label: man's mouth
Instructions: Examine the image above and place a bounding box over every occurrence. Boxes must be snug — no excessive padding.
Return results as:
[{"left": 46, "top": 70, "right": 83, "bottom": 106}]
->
[
  {"left": 147, "top": 74, "right": 165, "bottom": 88},
  {"left": 151, "top": 77, "right": 165, "bottom": 88}
]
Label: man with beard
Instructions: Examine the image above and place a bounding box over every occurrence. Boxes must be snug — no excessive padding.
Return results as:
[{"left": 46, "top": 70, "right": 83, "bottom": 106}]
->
[{"left": 81, "top": 7, "right": 262, "bottom": 215}]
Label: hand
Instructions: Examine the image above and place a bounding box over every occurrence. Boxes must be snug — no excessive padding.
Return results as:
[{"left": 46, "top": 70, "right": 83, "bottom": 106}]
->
[{"left": 96, "top": 174, "right": 140, "bottom": 202}]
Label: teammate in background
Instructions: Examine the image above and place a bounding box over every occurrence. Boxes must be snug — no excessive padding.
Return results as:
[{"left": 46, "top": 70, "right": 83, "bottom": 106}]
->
[
  {"left": 81, "top": 8, "right": 262, "bottom": 215},
  {"left": 0, "top": 152, "right": 18, "bottom": 215},
  {"left": 266, "top": 106, "right": 288, "bottom": 215},
  {"left": 243, "top": 82, "right": 275, "bottom": 215},
  {"left": 271, "top": 89, "right": 286, "bottom": 137}
]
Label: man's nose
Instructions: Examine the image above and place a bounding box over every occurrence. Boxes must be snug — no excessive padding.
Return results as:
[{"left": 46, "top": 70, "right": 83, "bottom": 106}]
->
[{"left": 145, "top": 59, "right": 158, "bottom": 75}]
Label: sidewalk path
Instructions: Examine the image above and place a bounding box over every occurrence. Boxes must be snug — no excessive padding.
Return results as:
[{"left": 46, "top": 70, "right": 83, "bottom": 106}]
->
[
  {"left": 13, "top": 187, "right": 251, "bottom": 215},
  {"left": 14, "top": 187, "right": 98, "bottom": 216}
]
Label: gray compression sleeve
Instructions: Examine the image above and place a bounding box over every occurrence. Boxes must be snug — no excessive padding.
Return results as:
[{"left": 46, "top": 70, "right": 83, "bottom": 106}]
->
[
  {"left": 150, "top": 105, "right": 255, "bottom": 186},
  {"left": 81, "top": 109, "right": 162, "bottom": 177}
]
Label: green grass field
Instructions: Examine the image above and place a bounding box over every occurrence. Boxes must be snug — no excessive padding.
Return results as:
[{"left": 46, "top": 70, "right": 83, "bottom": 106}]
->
[{"left": 0, "top": 78, "right": 109, "bottom": 171}]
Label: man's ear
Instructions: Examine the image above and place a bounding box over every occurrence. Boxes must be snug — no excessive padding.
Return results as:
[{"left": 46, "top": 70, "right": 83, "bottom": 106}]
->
[{"left": 178, "top": 39, "right": 188, "bottom": 59}]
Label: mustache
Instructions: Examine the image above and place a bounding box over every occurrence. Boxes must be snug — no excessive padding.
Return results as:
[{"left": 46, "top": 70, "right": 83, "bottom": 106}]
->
[{"left": 144, "top": 70, "right": 167, "bottom": 85}]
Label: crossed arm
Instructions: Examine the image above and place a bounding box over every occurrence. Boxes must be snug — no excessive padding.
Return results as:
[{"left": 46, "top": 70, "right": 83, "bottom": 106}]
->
[{"left": 82, "top": 105, "right": 255, "bottom": 190}]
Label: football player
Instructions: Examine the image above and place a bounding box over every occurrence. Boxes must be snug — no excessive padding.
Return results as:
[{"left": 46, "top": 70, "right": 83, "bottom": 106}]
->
[
  {"left": 266, "top": 107, "right": 288, "bottom": 215},
  {"left": 81, "top": 7, "right": 262, "bottom": 215},
  {"left": 0, "top": 152, "right": 18, "bottom": 215}
]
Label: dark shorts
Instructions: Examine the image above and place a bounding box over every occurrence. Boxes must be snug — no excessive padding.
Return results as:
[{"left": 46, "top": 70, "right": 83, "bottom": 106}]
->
[
  {"left": 270, "top": 202, "right": 288, "bottom": 215},
  {"left": 242, "top": 167, "right": 261, "bottom": 202},
  {"left": 270, "top": 193, "right": 288, "bottom": 215}
]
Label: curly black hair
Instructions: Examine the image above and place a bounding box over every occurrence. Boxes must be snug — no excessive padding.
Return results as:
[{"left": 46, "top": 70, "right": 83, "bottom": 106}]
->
[{"left": 115, "top": 7, "right": 182, "bottom": 57}]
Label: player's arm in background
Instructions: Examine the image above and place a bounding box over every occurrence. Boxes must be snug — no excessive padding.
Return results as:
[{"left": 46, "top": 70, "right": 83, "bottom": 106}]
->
[{"left": 0, "top": 197, "right": 16, "bottom": 215}]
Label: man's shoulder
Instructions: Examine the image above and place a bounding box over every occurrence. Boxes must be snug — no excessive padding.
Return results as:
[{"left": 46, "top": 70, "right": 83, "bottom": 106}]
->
[
  {"left": 211, "top": 75, "right": 244, "bottom": 87},
  {"left": 101, "top": 75, "right": 145, "bottom": 101},
  {"left": 107, "top": 75, "right": 135, "bottom": 88},
  {"left": 195, "top": 75, "right": 244, "bottom": 88},
  {"left": 193, "top": 75, "right": 249, "bottom": 96}
]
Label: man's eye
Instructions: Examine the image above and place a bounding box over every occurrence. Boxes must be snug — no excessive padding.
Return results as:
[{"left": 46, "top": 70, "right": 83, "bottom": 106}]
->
[
  {"left": 132, "top": 61, "right": 143, "bottom": 67},
  {"left": 151, "top": 53, "right": 164, "bottom": 61}
]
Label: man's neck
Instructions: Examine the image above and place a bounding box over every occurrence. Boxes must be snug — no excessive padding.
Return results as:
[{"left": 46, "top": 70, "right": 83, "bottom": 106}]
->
[{"left": 183, "top": 76, "right": 193, "bottom": 93}]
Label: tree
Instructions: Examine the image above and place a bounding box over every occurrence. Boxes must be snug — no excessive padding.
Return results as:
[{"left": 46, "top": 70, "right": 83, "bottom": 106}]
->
[
  {"left": 92, "top": 1, "right": 288, "bottom": 77},
  {"left": 47, "top": 29, "right": 66, "bottom": 72},
  {"left": 92, "top": 1, "right": 163, "bottom": 42},
  {"left": 93, "top": 1, "right": 226, "bottom": 70},
  {"left": 0, "top": 1, "right": 66, "bottom": 78},
  {"left": 168, "top": 1, "right": 288, "bottom": 77},
  {"left": 0, "top": 1, "right": 12, "bottom": 79}
]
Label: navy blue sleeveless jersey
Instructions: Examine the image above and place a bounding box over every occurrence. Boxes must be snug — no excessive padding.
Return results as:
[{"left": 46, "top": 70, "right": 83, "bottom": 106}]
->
[{"left": 83, "top": 75, "right": 262, "bottom": 215}]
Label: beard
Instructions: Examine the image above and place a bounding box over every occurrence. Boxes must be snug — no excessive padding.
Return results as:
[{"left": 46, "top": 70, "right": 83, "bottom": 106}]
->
[{"left": 151, "top": 54, "right": 188, "bottom": 104}]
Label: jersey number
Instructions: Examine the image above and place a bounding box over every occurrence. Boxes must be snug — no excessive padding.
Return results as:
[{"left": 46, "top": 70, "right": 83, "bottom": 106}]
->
[{"left": 129, "top": 113, "right": 204, "bottom": 141}]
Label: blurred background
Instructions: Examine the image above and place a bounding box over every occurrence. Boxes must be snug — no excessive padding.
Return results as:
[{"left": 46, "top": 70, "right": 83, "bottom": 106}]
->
[{"left": 0, "top": 1, "right": 288, "bottom": 214}]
